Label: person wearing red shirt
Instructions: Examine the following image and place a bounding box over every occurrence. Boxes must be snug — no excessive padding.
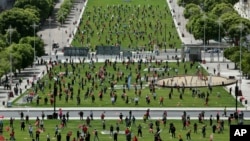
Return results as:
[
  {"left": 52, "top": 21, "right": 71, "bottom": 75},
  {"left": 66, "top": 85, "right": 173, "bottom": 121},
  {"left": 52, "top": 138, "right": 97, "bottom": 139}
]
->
[{"left": 133, "top": 135, "right": 138, "bottom": 141}]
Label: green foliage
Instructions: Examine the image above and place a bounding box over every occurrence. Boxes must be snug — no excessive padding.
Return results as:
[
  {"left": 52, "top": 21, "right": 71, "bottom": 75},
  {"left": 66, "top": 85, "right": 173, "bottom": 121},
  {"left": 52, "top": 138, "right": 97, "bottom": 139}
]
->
[
  {"left": 7, "top": 44, "right": 23, "bottom": 71},
  {"left": 183, "top": 4, "right": 201, "bottom": 19},
  {"left": 56, "top": 0, "right": 73, "bottom": 24},
  {"left": 10, "top": 43, "right": 34, "bottom": 70},
  {"left": 19, "top": 36, "right": 45, "bottom": 57},
  {"left": 0, "top": 50, "right": 11, "bottom": 76},
  {"left": 5, "top": 29, "right": 21, "bottom": 44},
  {"left": 210, "top": 2, "right": 235, "bottom": 17},
  {"left": 14, "top": 0, "right": 52, "bottom": 21},
  {"left": 0, "top": 8, "right": 39, "bottom": 37},
  {"left": 224, "top": 46, "right": 250, "bottom": 75},
  {"left": 185, "top": 0, "right": 250, "bottom": 45}
]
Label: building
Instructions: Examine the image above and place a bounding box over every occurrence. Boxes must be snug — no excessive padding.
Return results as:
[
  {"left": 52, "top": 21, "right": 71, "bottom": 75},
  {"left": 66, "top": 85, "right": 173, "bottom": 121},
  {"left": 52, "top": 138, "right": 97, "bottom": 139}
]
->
[
  {"left": 0, "top": 0, "right": 15, "bottom": 11},
  {"left": 0, "top": 0, "right": 8, "bottom": 10}
]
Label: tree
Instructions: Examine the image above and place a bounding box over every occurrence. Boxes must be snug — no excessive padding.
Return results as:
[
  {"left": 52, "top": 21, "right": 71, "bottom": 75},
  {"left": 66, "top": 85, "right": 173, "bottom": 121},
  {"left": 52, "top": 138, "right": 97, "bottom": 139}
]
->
[
  {"left": 210, "top": 2, "right": 235, "bottom": 17},
  {"left": 19, "top": 36, "right": 45, "bottom": 57},
  {"left": 0, "top": 8, "right": 39, "bottom": 37},
  {"left": 0, "top": 50, "right": 11, "bottom": 76},
  {"left": 8, "top": 43, "right": 34, "bottom": 72},
  {"left": 183, "top": 4, "right": 201, "bottom": 19},
  {"left": 242, "top": 53, "right": 250, "bottom": 78},
  {"left": 14, "top": 0, "right": 53, "bottom": 21},
  {"left": 190, "top": 14, "right": 219, "bottom": 44},
  {"left": 6, "top": 44, "right": 23, "bottom": 73},
  {"left": 5, "top": 29, "right": 21, "bottom": 44},
  {"left": 227, "top": 20, "right": 250, "bottom": 46}
]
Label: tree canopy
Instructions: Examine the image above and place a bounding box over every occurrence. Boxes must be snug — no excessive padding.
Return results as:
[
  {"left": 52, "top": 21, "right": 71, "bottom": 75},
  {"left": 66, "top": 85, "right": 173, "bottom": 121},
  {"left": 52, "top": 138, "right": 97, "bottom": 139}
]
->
[
  {"left": 0, "top": 8, "right": 39, "bottom": 37},
  {"left": 14, "top": 0, "right": 54, "bottom": 21},
  {"left": 19, "top": 36, "right": 45, "bottom": 57}
]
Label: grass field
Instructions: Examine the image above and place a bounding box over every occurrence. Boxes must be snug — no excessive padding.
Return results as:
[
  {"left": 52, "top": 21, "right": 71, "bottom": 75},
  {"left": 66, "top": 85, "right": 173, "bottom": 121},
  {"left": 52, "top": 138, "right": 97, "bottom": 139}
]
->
[
  {"left": 71, "top": 0, "right": 181, "bottom": 51},
  {"left": 13, "top": 61, "right": 242, "bottom": 107},
  {"left": 0, "top": 118, "right": 248, "bottom": 141}
]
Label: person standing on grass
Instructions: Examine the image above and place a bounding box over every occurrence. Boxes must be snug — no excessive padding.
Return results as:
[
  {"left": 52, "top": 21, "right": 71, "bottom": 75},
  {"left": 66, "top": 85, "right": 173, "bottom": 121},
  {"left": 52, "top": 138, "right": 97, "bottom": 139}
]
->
[
  {"left": 29, "top": 124, "right": 33, "bottom": 138},
  {"left": 57, "top": 133, "right": 61, "bottom": 141},
  {"left": 113, "top": 131, "right": 118, "bottom": 141},
  {"left": 137, "top": 124, "right": 142, "bottom": 137},
  {"left": 110, "top": 124, "right": 114, "bottom": 136},
  {"left": 202, "top": 125, "right": 206, "bottom": 138},
  {"left": 93, "top": 129, "right": 99, "bottom": 141},
  {"left": 133, "top": 135, "right": 138, "bottom": 141},
  {"left": 46, "top": 133, "right": 50, "bottom": 141},
  {"left": 193, "top": 123, "right": 197, "bottom": 134},
  {"left": 186, "top": 129, "right": 191, "bottom": 140},
  {"left": 54, "top": 125, "right": 59, "bottom": 137},
  {"left": 35, "top": 129, "right": 40, "bottom": 141}
]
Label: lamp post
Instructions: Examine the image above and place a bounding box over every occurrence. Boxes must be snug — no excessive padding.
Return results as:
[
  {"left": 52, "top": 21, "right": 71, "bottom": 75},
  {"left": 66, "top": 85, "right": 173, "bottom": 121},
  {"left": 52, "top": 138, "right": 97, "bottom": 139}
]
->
[
  {"left": 216, "top": 18, "right": 222, "bottom": 64},
  {"left": 238, "top": 21, "right": 244, "bottom": 91},
  {"left": 7, "top": 25, "right": 14, "bottom": 90},
  {"left": 47, "top": 17, "right": 53, "bottom": 59},
  {"left": 53, "top": 82, "right": 58, "bottom": 119},
  {"left": 31, "top": 23, "right": 39, "bottom": 80},
  {"left": 202, "top": 14, "right": 207, "bottom": 62},
  {"left": 188, "top": 9, "right": 193, "bottom": 44},
  {"left": 164, "top": 23, "right": 167, "bottom": 52}
]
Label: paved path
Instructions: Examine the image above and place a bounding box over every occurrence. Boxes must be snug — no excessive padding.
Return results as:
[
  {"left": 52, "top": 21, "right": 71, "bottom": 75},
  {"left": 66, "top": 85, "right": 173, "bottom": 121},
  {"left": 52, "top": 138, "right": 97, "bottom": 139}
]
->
[{"left": 37, "top": 0, "right": 87, "bottom": 56}]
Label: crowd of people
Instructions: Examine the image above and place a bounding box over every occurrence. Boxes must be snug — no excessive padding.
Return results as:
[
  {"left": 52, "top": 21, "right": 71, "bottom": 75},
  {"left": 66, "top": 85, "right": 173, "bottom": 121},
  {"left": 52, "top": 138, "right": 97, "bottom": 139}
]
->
[{"left": 0, "top": 109, "right": 243, "bottom": 141}]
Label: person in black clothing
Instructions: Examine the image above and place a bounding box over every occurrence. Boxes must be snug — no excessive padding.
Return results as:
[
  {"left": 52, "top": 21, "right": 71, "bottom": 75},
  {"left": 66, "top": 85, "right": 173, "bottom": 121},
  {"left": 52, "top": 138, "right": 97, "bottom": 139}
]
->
[
  {"left": 57, "top": 133, "right": 61, "bottom": 141},
  {"left": 66, "top": 133, "right": 70, "bottom": 141},
  {"left": 129, "top": 110, "right": 132, "bottom": 120},
  {"left": 21, "top": 120, "right": 25, "bottom": 131},
  {"left": 137, "top": 124, "right": 142, "bottom": 137},
  {"left": 66, "top": 112, "right": 69, "bottom": 121},
  {"left": 41, "top": 111, "right": 45, "bottom": 120},
  {"left": 110, "top": 124, "right": 114, "bottom": 136},
  {"left": 113, "top": 132, "right": 118, "bottom": 141},
  {"left": 212, "top": 124, "right": 217, "bottom": 133},
  {"left": 35, "top": 129, "right": 40, "bottom": 141},
  {"left": 193, "top": 123, "right": 197, "bottom": 134},
  {"left": 228, "top": 117, "right": 231, "bottom": 125},
  {"left": 170, "top": 125, "right": 176, "bottom": 138},
  {"left": 116, "top": 123, "right": 120, "bottom": 133},
  {"left": 20, "top": 111, "right": 24, "bottom": 119},
  {"left": 93, "top": 129, "right": 99, "bottom": 141},
  {"left": 85, "top": 131, "right": 90, "bottom": 141},
  {"left": 169, "top": 123, "right": 173, "bottom": 133},
  {"left": 209, "top": 115, "right": 213, "bottom": 126},
  {"left": 216, "top": 112, "right": 220, "bottom": 123},
  {"left": 186, "top": 129, "right": 191, "bottom": 140},
  {"left": 119, "top": 113, "right": 123, "bottom": 124},
  {"left": 202, "top": 125, "right": 206, "bottom": 138},
  {"left": 79, "top": 111, "right": 84, "bottom": 120}
]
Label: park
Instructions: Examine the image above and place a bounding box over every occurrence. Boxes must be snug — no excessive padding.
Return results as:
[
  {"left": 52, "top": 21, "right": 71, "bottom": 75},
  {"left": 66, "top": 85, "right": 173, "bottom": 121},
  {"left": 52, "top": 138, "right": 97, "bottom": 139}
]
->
[{"left": 0, "top": 0, "right": 249, "bottom": 141}]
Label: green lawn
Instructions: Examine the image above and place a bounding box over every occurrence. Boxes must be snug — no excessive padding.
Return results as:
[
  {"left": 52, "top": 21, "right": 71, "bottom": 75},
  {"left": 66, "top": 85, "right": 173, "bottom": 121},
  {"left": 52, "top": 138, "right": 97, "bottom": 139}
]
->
[
  {"left": 13, "top": 61, "right": 242, "bottom": 107},
  {"left": 1, "top": 119, "right": 248, "bottom": 141},
  {"left": 71, "top": 0, "right": 181, "bottom": 50}
]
